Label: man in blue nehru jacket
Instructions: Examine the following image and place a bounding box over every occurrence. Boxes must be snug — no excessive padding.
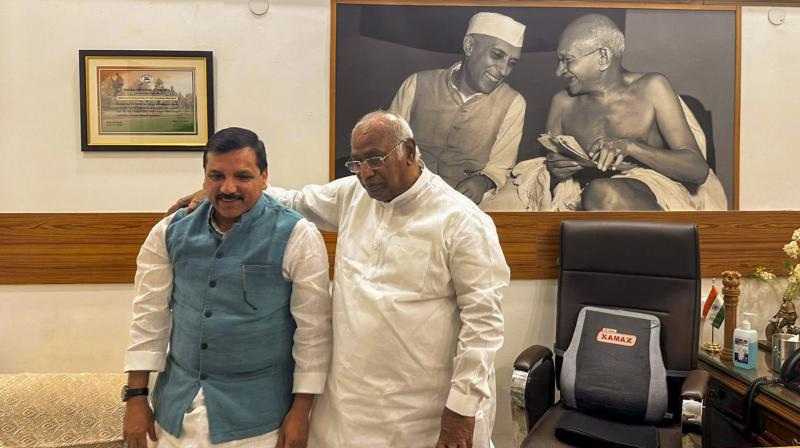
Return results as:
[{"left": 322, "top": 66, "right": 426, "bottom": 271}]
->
[{"left": 122, "top": 127, "right": 331, "bottom": 448}]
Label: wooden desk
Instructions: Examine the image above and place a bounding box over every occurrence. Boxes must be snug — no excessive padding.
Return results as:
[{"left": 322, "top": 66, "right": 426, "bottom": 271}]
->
[{"left": 699, "top": 349, "right": 800, "bottom": 447}]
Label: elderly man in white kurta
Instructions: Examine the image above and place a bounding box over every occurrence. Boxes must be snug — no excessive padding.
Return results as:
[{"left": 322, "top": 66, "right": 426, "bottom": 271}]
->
[
  {"left": 389, "top": 12, "right": 526, "bottom": 206},
  {"left": 270, "top": 111, "right": 510, "bottom": 447}
]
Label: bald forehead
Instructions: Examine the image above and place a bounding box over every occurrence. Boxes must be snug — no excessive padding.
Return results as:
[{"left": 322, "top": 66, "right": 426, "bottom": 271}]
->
[
  {"left": 352, "top": 116, "right": 389, "bottom": 142},
  {"left": 557, "top": 24, "right": 596, "bottom": 54},
  {"left": 351, "top": 118, "right": 393, "bottom": 153},
  {"left": 558, "top": 14, "right": 624, "bottom": 56}
]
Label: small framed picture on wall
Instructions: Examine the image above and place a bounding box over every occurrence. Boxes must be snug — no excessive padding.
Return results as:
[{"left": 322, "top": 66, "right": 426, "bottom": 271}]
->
[{"left": 79, "top": 50, "right": 214, "bottom": 151}]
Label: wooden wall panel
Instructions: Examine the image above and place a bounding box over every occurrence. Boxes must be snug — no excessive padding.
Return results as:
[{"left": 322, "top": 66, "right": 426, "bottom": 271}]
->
[
  {"left": 0, "top": 213, "right": 160, "bottom": 285},
  {"left": 490, "top": 211, "right": 800, "bottom": 279},
  {"left": 0, "top": 211, "right": 797, "bottom": 284}
]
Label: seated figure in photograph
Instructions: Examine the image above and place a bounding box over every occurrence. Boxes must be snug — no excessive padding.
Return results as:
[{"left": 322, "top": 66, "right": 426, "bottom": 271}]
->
[
  {"left": 389, "top": 11, "right": 526, "bottom": 206},
  {"left": 122, "top": 127, "right": 331, "bottom": 448},
  {"left": 481, "top": 13, "right": 727, "bottom": 211}
]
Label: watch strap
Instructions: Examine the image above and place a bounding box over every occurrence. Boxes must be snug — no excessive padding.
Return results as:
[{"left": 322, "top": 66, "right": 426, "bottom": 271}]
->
[{"left": 122, "top": 386, "right": 149, "bottom": 402}]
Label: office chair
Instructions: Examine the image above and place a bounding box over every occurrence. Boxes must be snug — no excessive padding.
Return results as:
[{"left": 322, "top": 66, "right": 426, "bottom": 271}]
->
[{"left": 511, "top": 220, "right": 710, "bottom": 447}]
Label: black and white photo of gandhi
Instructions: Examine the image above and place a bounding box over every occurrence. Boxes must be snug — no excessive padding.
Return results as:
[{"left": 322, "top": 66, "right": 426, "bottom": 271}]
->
[{"left": 333, "top": 5, "right": 735, "bottom": 211}]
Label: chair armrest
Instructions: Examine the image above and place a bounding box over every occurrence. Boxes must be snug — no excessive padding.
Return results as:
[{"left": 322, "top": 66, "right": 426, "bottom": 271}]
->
[
  {"left": 681, "top": 369, "right": 710, "bottom": 401},
  {"left": 511, "top": 345, "right": 555, "bottom": 438},
  {"left": 680, "top": 369, "right": 710, "bottom": 434},
  {"left": 514, "top": 345, "right": 553, "bottom": 371}
]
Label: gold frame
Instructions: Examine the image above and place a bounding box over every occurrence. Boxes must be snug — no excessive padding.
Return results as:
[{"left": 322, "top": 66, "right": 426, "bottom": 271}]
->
[{"left": 79, "top": 50, "right": 214, "bottom": 151}]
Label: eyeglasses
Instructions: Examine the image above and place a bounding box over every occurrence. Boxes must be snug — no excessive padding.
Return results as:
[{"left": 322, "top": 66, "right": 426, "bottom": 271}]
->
[
  {"left": 344, "top": 141, "right": 403, "bottom": 174},
  {"left": 557, "top": 47, "right": 602, "bottom": 67}
]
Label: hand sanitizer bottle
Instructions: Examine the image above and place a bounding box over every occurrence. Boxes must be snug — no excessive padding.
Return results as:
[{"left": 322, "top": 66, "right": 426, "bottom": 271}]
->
[{"left": 733, "top": 313, "right": 759, "bottom": 369}]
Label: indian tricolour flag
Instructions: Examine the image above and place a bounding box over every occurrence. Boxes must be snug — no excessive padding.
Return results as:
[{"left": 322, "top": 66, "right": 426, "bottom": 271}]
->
[{"left": 701, "top": 284, "right": 725, "bottom": 329}]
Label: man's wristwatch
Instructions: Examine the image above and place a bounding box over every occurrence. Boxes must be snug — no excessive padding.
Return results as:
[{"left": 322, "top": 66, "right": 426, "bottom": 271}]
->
[{"left": 121, "top": 385, "right": 149, "bottom": 402}]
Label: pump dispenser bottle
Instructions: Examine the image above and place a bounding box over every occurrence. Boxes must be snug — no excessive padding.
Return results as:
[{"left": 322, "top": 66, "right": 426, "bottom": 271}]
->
[{"left": 733, "top": 312, "right": 759, "bottom": 369}]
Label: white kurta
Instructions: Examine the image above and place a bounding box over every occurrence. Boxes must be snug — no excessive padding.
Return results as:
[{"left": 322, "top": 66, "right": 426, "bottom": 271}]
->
[{"left": 270, "top": 168, "right": 509, "bottom": 447}]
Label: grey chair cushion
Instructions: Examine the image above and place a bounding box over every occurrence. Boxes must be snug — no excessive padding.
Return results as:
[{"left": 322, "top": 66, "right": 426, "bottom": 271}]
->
[
  {"left": 555, "top": 409, "right": 660, "bottom": 448},
  {"left": 522, "top": 403, "right": 682, "bottom": 448},
  {"left": 560, "top": 306, "right": 668, "bottom": 424}
]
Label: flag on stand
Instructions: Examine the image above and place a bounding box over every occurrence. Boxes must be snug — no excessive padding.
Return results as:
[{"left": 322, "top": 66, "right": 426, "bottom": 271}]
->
[
  {"left": 701, "top": 284, "right": 719, "bottom": 318},
  {"left": 702, "top": 284, "right": 725, "bottom": 329}
]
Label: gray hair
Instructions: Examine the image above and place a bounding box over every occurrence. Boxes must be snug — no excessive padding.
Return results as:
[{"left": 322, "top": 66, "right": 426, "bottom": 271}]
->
[
  {"left": 352, "top": 110, "right": 420, "bottom": 160},
  {"left": 568, "top": 14, "right": 625, "bottom": 56}
]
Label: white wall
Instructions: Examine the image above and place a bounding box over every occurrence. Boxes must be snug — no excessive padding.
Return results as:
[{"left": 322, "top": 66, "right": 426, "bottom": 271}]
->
[
  {"left": 0, "top": 0, "right": 329, "bottom": 213},
  {"left": 1, "top": 2, "right": 799, "bottom": 447},
  {"left": 740, "top": 7, "right": 800, "bottom": 210}
]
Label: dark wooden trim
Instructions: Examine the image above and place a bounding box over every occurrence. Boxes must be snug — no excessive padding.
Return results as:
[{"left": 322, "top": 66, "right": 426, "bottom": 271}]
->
[
  {"left": 734, "top": 5, "right": 742, "bottom": 210},
  {"left": 329, "top": 1, "right": 338, "bottom": 182},
  {"left": 1, "top": 211, "right": 798, "bottom": 284}
]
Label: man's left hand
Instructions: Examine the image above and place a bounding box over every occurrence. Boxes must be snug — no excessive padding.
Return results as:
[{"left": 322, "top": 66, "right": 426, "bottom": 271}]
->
[
  {"left": 435, "top": 407, "right": 475, "bottom": 448},
  {"left": 455, "top": 174, "right": 494, "bottom": 205},
  {"left": 275, "top": 406, "right": 310, "bottom": 448}
]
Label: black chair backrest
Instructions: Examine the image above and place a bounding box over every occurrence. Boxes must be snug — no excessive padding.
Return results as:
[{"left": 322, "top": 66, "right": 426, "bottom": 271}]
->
[
  {"left": 555, "top": 220, "right": 701, "bottom": 417},
  {"left": 680, "top": 94, "right": 715, "bottom": 171}
]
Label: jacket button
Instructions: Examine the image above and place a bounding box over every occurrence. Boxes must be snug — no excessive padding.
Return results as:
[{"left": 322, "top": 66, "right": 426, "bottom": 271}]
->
[
  {"left": 204, "top": 310, "right": 212, "bottom": 318},
  {"left": 200, "top": 373, "right": 208, "bottom": 380},
  {"left": 215, "top": 252, "right": 223, "bottom": 259},
  {"left": 201, "top": 343, "right": 208, "bottom": 350},
  {"left": 209, "top": 280, "right": 216, "bottom": 288}
]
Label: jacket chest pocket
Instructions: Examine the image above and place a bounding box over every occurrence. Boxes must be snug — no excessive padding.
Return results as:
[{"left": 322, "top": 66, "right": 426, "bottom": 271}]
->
[
  {"left": 242, "top": 264, "right": 288, "bottom": 314},
  {"left": 381, "top": 236, "right": 432, "bottom": 295}
]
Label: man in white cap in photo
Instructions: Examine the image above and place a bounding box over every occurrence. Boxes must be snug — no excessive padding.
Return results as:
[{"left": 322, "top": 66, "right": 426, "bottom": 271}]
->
[{"left": 389, "top": 12, "right": 526, "bottom": 205}]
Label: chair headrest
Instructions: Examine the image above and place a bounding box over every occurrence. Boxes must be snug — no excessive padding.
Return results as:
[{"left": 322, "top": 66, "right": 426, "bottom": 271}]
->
[{"left": 560, "top": 220, "right": 699, "bottom": 279}]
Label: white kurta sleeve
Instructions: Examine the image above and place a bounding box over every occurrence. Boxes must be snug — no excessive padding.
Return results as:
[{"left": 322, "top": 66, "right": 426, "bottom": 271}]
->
[
  {"left": 444, "top": 213, "right": 510, "bottom": 416},
  {"left": 124, "top": 214, "right": 175, "bottom": 372},
  {"left": 266, "top": 178, "right": 352, "bottom": 233},
  {"left": 282, "top": 218, "right": 332, "bottom": 394},
  {"left": 480, "top": 94, "right": 526, "bottom": 190},
  {"left": 388, "top": 73, "right": 417, "bottom": 121}
]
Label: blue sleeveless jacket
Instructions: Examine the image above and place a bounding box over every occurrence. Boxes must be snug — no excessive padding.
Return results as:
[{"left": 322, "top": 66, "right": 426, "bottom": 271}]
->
[{"left": 152, "top": 195, "right": 301, "bottom": 443}]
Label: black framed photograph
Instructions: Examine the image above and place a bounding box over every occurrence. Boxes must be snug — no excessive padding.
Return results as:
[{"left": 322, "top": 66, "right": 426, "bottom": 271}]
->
[
  {"left": 331, "top": 1, "right": 738, "bottom": 211},
  {"left": 79, "top": 50, "right": 214, "bottom": 151}
]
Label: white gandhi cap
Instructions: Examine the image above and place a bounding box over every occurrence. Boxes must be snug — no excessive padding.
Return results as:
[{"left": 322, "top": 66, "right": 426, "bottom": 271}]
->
[{"left": 466, "top": 12, "right": 525, "bottom": 48}]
